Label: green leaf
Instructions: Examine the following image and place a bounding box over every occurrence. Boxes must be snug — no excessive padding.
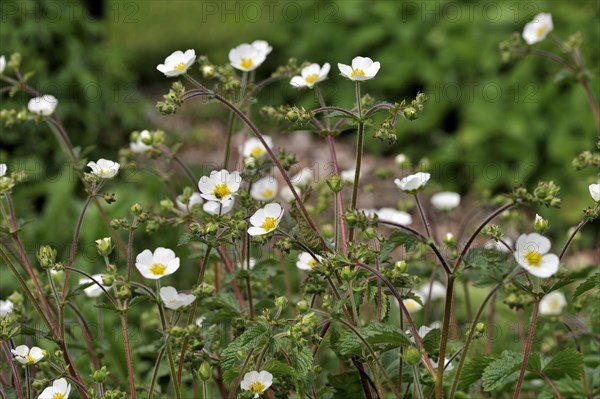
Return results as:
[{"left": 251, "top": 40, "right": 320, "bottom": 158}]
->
[
  {"left": 66, "top": 282, "right": 94, "bottom": 301},
  {"left": 328, "top": 371, "right": 366, "bottom": 399},
  {"left": 482, "top": 350, "right": 522, "bottom": 391},
  {"left": 465, "top": 248, "right": 514, "bottom": 287},
  {"left": 380, "top": 230, "right": 420, "bottom": 259},
  {"left": 336, "top": 323, "right": 412, "bottom": 357},
  {"left": 262, "top": 359, "right": 297, "bottom": 379},
  {"left": 526, "top": 352, "right": 543, "bottom": 373},
  {"left": 291, "top": 347, "right": 313, "bottom": 378},
  {"left": 458, "top": 356, "right": 496, "bottom": 390},
  {"left": 573, "top": 273, "right": 600, "bottom": 299},
  {"left": 421, "top": 328, "right": 441, "bottom": 356},
  {"left": 543, "top": 348, "right": 583, "bottom": 380},
  {"left": 220, "top": 321, "right": 271, "bottom": 371}
]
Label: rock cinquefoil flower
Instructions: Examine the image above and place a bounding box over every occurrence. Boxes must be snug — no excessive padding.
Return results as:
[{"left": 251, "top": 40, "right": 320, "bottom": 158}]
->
[
  {"left": 418, "top": 281, "right": 446, "bottom": 301},
  {"left": 248, "top": 203, "right": 283, "bottom": 236},
  {"left": 377, "top": 208, "right": 413, "bottom": 225},
  {"left": 78, "top": 274, "right": 109, "bottom": 298},
  {"left": 229, "top": 43, "right": 267, "bottom": 72},
  {"left": 38, "top": 378, "right": 71, "bottom": 399},
  {"left": 514, "top": 233, "right": 559, "bottom": 278},
  {"left": 539, "top": 291, "right": 567, "bottom": 315},
  {"left": 176, "top": 192, "right": 204, "bottom": 212},
  {"left": 522, "top": 13, "right": 553, "bottom": 45},
  {"left": 28, "top": 95, "right": 58, "bottom": 116},
  {"left": 431, "top": 192, "right": 460, "bottom": 211},
  {"left": 135, "top": 247, "right": 180, "bottom": 279},
  {"left": 199, "top": 170, "right": 242, "bottom": 203},
  {"left": 243, "top": 136, "right": 273, "bottom": 158},
  {"left": 160, "top": 286, "right": 196, "bottom": 310},
  {"left": 296, "top": 252, "right": 322, "bottom": 270},
  {"left": 87, "top": 159, "right": 120, "bottom": 179},
  {"left": 203, "top": 197, "right": 235, "bottom": 216},
  {"left": 251, "top": 177, "right": 278, "bottom": 201},
  {"left": 0, "top": 55, "right": 5, "bottom": 74},
  {"left": 589, "top": 182, "right": 600, "bottom": 202},
  {"left": 130, "top": 130, "right": 153, "bottom": 153},
  {"left": 240, "top": 370, "right": 273, "bottom": 398},
  {"left": 251, "top": 40, "right": 272, "bottom": 55},
  {"left": 338, "top": 56, "right": 380, "bottom": 81},
  {"left": 0, "top": 163, "right": 6, "bottom": 177},
  {"left": 11, "top": 345, "right": 45, "bottom": 365},
  {"left": 0, "top": 299, "right": 14, "bottom": 317},
  {"left": 157, "top": 49, "right": 196, "bottom": 77},
  {"left": 290, "top": 63, "right": 330, "bottom": 89},
  {"left": 394, "top": 172, "right": 430, "bottom": 193}
]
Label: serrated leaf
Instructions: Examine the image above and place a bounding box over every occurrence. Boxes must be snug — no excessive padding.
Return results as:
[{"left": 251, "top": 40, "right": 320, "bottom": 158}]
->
[
  {"left": 421, "top": 328, "right": 441, "bottom": 356},
  {"left": 543, "top": 348, "right": 583, "bottom": 380},
  {"left": 291, "top": 347, "right": 313, "bottom": 378},
  {"left": 458, "top": 356, "right": 496, "bottom": 390},
  {"left": 543, "top": 277, "right": 576, "bottom": 294},
  {"left": 465, "top": 248, "right": 514, "bottom": 287},
  {"left": 66, "top": 282, "right": 94, "bottom": 301},
  {"left": 328, "top": 371, "right": 366, "bottom": 399},
  {"left": 220, "top": 321, "right": 271, "bottom": 371},
  {"left": 573, "top": 273, "right": 600, "bottom": 299},
  {"left": 482, "top": 350, "right": 522, "bottom": 391},
  {"left": 177, "top": 233, "right": 195, "bottom": 246},
  {"left": 380, "top": 230, "right": 420, "bottom": 259},
  {"left": 262, "top": 359, "right": 297, "bottom": 378},
  {"left": 94, "top": 301, "right": 120, "bottom": 313}
]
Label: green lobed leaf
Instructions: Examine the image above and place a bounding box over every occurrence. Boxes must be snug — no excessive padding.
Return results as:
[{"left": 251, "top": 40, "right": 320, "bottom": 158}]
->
[
  {"left": 379, "top": 230, "right": 420, "bottom": 259},
  {"left": 543, "top": 348, "right": 583, "bottom": 380},
  {"left": 482, "top": 350, "right": 522, "bottom": 392},
  {"left": 573, "top": 273, "right": 600, "bottom": 299},
  {"left": 458, "top": 355, "right": 496, "bottom": 391}
]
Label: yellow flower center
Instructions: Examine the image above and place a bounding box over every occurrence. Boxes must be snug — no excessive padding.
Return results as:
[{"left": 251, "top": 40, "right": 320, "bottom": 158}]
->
[
  {"left": 536, "top": 25, "right": 546, "bottom": 37},
  {"left": 549, "top": 299, "right": 560, "bottom": 312},
  {"left": 99, "top": 168, "right": 112, "bottom": 176},
  {"left": 174, "top": 62, "right": 187, "bottom": 70},
  {"left": 26, "top": 355, "right": 36, "bottom": 363},
  {"left": 261, "top": 217, "right": 277, "bottom": 231},
  {"left": 241, "top": 58, "right": 253, "bottom": 69},
  {"left": 52, "top": 394, "right": 65, "bottom": 399},
  {"left": 213, "top": 184, "right": 231, "bottom": 199},
  {"left": 351, "top": 68, "right": 365, "bottom": 78},
  {"left": 405, "top": 300, "right": 420, "bottom": 312},
  {"left": 249, "top": 381, "right": 266, "bottom": 394},
  {"left": 149, "top": 263, "right": 167, "bottom": 276},
  {"left": 251, "top": 147, "right": 264, "bottom": 157},
  {"left": 308, "top": 259, "right": 317, "bottom": 268},
  {"left": 261, "top": 189, "right": 274, "bottom": 198},
  {"left": 305, "top": 74, "right": 319, "bottom": 84},
  {"left": 524, "top": 250, "right": 542, "bottom": 267}
]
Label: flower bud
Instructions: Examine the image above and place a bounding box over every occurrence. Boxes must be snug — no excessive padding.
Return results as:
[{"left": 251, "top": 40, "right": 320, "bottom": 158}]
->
[
  {"left": 286, "top": 110, "right": 299, "bottom": 122},
  {"left": 170, "top": 326, "right": 184, "bottom": 337},
  {"left": 296, "top": 300, "right": 309, "bottom": 313},
  {"left": 103, "top": 193, "right": 116, "bottom": 204},
  {"left": 533, "top": 214, "right": 549, "bottom": 234},
  {"left": 443, "top": 232, "right": 456, "bottom": 246},
  {"left": 326, "top": 175, "right": 344, "bottom": 193},
  {"left": 476, "top": 322, "right": 485, "bottom": 334},
  {"left": 363, "top": 227, "right": 377, "bottom": 239},
  {"left": 403, "top": 106, "right": 417, "bottom": 120},
  {"left": 403, "top": 346, "right": 421, "bottom": 365},
  {"left": 92, "top": 366, "right": 109, "bottom": 383},
  {"left": 394, "top": 261, "right": 407, "bottom": 273},
  {"left": 198, "top": 361, "right": 212, "bottom": 381},
  {"left": 275, "top": 296, "right": 288, "bottom": 309},
  {"left": 340, "top": 266, "right": 355, "bottom": 281},
  {"left": 201, "top": 65, "right": 215, "bottom": 78},
  {"left": 32, "top": 379, "right": 47, "bottom": 391},
  {"left": 37, "top": 245, "right": 57, "bottom": 269},
  {"left": 95, "top": 237, "right": 112, "bottom": 257},
  {"left": 102, "top": 275, "right": 115, "bottom": 286}
]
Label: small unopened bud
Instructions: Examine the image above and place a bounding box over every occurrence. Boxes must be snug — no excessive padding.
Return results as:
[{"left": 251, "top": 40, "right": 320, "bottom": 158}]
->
[
  {"left": 364, "top": 227, "right": 376, "bottom": 239},
  {"left": 130, "top": 203, "right": 144, "bottom": 216},
  {"left": 403, "top": 346, "right": 421, "bottom": 365},
  {"left": 443, "top": 232, "right": 456, "bottom": 246},
  {"left": 92, "top": 366, "right": 109, "bottom": 383},
  {"left": 394, "top": 260, "right": 407, "bottom": 273},
  {"left": 296, "top": 300, "right": 309, "bottom": 313},
  {"left": 201, "top": 65, "right": 215, "bottom": 78},
  {"left": 102, "top": 275, "right": 114, "bottom": 286},
  {"left": 275, "top": 296, "right": 288, "bottom": 309},
  {"left": 95, "top": 237, "right": 112, "bottom": 257},
  {"left": 103, "top": 193, "right": 116, "bottom": 204},
  {"left": 403, "top": 106, "right": 417, "bottom": 120},
  {"left": 37, "top": 245, "right": 57, "bottom": 269},
  {"left": 476, "top": 322, "right": 485, "bottom": 334},
  {"left": 199, "top": 361, "right": 212, "bottom": 381},
  {"left": 170, "top": 326, "right": 184, "bottom": 337},
  {"left": 533, "top": 214, "right": 549, "bottom": 234},
  {"left": 340, "top": 266, "right": 355, "bottom": 281},
  {"left": 286, "top": 110, "right": 299, "bottom": 122},
  {"left": 326, "top": 175, "right": 344, "bottom": 193}
]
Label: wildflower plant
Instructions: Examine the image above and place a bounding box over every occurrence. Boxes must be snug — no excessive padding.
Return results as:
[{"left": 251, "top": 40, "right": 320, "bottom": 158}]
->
[{"left": 0, "top": 11, "right": 599, "bottom": 399}]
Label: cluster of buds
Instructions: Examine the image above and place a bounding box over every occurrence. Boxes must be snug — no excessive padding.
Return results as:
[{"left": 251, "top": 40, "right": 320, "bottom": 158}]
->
[
  {"left": 571, "top": 149, "right": 600, "bottom": 170},
  {"left": 156, "top": 81, "right": 186, "bottom": 114},
  {"left": 129, "top": 129, "right": 165, "bottom": 158},
  {"left": 397, "top": 91, "right": 428, "bottom": 121},
  {"left": 288, "top": 312, "right": 320, "bottom": 346},
  {"left": 499, "top": 32, "right": 527, "bottom": 63},
  {"left": 481, "top": 224, "right": 503, "bottom": 241},
  {"left": 0, "top": 108, "right": 28, "bottom": 127},
  {"left": 272, "top": 58, "right": 302, "bottom": 79},
  {"left": 0, "top": 169, "right": 26, "bottom": 195},
  {"left": 145, "top": 215, "right": 167, "bottom": 234},
  {"left": 277, "top": 148, "right": 298, "bottom": 171},
  {"left": 285, "top": 106, "right": 313, "bottom": 125},
  {"left": 503, "top": 283, "right": 534, "bottom": 310},
  {"left": 511, "top": 181, "right": 561, "bottom": 208},
  {"left": 37, "top": 245, "right": 59, "bottom": 270},
  {"left": 343, "top": 209, "right": 378, "bottom": 230},
  {"left": 471, "top": 322, "right": 486, "bottom": 339},
  {"left": 373, "top": 116, "right": 398, "bottom": 144},
  {"left": 193, "top": 283, "right": 215, "bottom": 299}
]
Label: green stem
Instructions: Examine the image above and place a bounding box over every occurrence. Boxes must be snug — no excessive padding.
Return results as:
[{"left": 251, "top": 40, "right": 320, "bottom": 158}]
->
[
  {"left": 348, "top": 81, "right": 364, "bottom": 242},
  {"left": 25, "top": 366, "right": 31, "bottom": 399},
  {"left": 412, "top": 364, "right": 425, "bottom": 399},
  {"left": 435, "top": 276, "right": 455, "bottom": 399}
]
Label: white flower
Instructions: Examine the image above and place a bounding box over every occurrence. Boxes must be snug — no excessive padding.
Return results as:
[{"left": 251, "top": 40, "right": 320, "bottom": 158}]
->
[
  {"left": 291, "top": 167, "right": 314, "bottom": 187},
  {"left": 407, "top": 321, "right": 442, "bottom": 343},
  {"left": 87, "top": 158, "right": 120, "bottom": 179},
  {"left": 160, "top": 286, "right": 196, "bottom": 310},
  {"left": 229, "top": 43, "right": 267, "bottom": 72},
  {"left": 27, "top": 95, "right": 58, "bottom": 116},
  {"left": 130, "top": 130, "right": 153, "bottom": 153},
  {"left": 296, "top": 252, "right": 322, "bottom": 271},
  {"left": 431, "top": 192, "right": 461, "bottom": 211},
  {"left": 203, "top": 197, "right": 235, "bottom": 216},
  {"left": 251, "top": 40, "right": 272, "bottom": 55},
  {"left": 539, "top": 291, "right": 567, "bottom": 316},
  {"left": 340, "top": 169, "right": 358, "bottom": 184},
  {"left": 432, "top": 357, "right": 455, "bottom": 372},
  {"left": 395, "top": 153, "right": 409, "bottom": 166},
  {"left": 522, "top": 13, "right": 553, "bottom": 45},
  {"left": 198, "top": 170, "right": 242, "bottom": 203},
  {"left": 377, "top": 208, "right": 413, "bottom": 225},
  {"left": 156, "top": 49, "right": 196, "bottom": 77},
  {"left": 280, "top": 186, "right": 300, "bottom": 203},
  {"left": 195, "top": 316, "right": 205, "bottom": 328},
  {"left": 38, "top": 378, "right": 71, "bottom": 399},
  {"left": 589, "top": 182, "right": 600, "bottom": 202},
  {"left": 0, "top": 163, "right": 6, "bottom": 177},
  {"left": 251, "top": 177, "right": 278, "bottom": 201},
  {"left": 135, "top": 247, "right": 180, "bottom": 280},
  {"left": 78, "top": 274, "right": 109, "bottom": 298},
  {"left": 176, "top": 192, "right": 204, "bottom": 212},
  {"left": 239, "top": 258, "right": 256, "bottom": 270},
  {"left": 394, "top": 172, "right": 431, "bottom": 193},
  {"left": 0, "top": 55, "right": 5, "bottom": 74},
  {"left": 403, "top": 298, "right": 423, "bottom": 313},
  {"left": 290, "top": 63, "right": 331, "bottom": 89},
  {"left": 514, "top": 233, "right": 559, "bottom": 278},
  {"left": 484, "top": 237, "right": 513, "bottom": 253},
  {"left": 0, "top": 299, "right": 14, "bottom": 317},
  {"left": 11, "top": 345, "right": 45, "bottom": 365},
  {"left": 418, "top": 281, "right": 446, "bottom": 301},
  {"left": 248, "top": 203, "right": 283, "bottom": 236},
  {"left": 243, "top": 136, "right": 273, "bottom": 158},
  {"left": 240, "top": 370, "right": 273, "bottom": 398},
  {"left": 337, "top": 56, "right": 380, "bottom": 81}
]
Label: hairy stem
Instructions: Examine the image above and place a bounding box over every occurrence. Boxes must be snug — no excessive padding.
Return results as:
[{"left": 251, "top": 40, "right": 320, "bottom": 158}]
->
[{"left": 513, "top": 298, "right": 540, "bottom": 399}]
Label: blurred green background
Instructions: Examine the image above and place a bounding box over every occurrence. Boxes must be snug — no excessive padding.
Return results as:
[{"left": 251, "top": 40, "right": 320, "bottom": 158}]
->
[{"left": 1, "top": 0, "right": 598, "bottom": 268}]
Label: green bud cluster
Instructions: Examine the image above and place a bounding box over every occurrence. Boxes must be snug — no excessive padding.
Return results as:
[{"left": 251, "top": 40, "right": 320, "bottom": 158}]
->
[
  {"left": 571, "top": 150, "right": 600, "bottom": 170},
  {"left": 37, "top": 245, "right": 58, "bottom": 269},
  {"left": 499, "top": 32, "right": 527, "bottom": 63},
  {"left": 156, "top": 81, "right": 186, "bottom": 114},
  {"left": 285, "top": 106, "right": 313, "bottom": 125},
  {"left": 0, "top": 108, "right": 28, "bottom": 127}
]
